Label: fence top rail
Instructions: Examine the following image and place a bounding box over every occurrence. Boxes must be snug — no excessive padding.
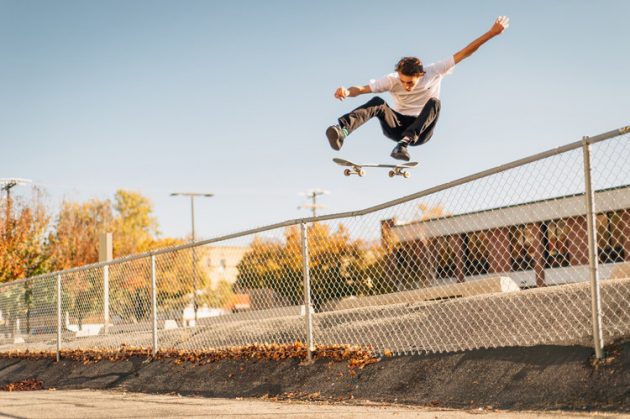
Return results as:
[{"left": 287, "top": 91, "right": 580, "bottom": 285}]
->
[{"left": 4, "top": 124, "right": 628, "bottom": 286}]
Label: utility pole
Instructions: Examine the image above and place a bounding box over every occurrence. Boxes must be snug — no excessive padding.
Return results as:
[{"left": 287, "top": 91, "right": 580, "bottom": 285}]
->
[
  {"left": 1, "top": 178, "right": 32, "bottom": 335},
  {"left": 298, "top": 189, "right": 330, "bottom": 218},
  {"left": 1, "top": 178, "right": 32, "bottom": 238},
  {"left": 170, "top": 192, "right": 213, "bottom": 326}
]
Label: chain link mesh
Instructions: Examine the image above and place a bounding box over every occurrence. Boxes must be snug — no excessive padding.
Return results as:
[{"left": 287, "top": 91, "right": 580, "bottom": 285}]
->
[
  {"left": 309, "top": 145, "right": 596, "bottom": 354},
  {"left": 0, "top": 130, "right": 628, "bottom": 357},
  {"left": 591, "top": 133, "right": 630, "bottom": 343},
  {"left": 0, "top": 277, "right": 57, "bottom": 350}
]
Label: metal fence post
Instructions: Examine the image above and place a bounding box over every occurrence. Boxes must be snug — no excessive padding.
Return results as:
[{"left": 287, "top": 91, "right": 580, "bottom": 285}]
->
[
  {"left": 56, "top": 274, "right": 62, "bottom": 362},
  {"left": 151, "top": 255, "right": 159, "bottom": 356},
  {"left": 99, "top": 233, "right": 112, "bottom": 334},
  {"left": 582, "top": 137, "right": 604, "bottom": 359},
  {"left": 103, "top": 265, "right": 109, "bottom": 334},
  {"left": 300, "top": 222, "right": 314, "bottom": 361}
]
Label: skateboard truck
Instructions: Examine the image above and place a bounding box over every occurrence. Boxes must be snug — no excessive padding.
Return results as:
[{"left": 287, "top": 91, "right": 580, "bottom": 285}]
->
[
  {"left": 344, "top": 166, "right": 366, "bottom": 177},
  {"left": 388, "top": 168, "right": 411, "bottom": 178}
]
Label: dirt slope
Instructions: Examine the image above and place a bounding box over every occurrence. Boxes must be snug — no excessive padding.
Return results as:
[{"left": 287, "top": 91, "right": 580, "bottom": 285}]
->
[{"left": 1, "top": 342, "right": 628, "bottom": 413}]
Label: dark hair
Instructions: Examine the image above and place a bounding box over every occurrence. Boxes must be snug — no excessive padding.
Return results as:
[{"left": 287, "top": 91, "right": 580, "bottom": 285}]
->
[{"left": 395, "top": 57, "right": 424, "bottom": 76}]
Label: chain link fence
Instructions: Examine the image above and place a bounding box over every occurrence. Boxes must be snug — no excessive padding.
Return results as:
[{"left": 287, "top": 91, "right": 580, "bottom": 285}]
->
[{"left": 1, "top": 126, "right": 629, "bottom": 359}]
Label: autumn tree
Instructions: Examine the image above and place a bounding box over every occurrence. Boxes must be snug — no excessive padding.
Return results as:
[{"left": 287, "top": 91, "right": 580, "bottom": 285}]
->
[
  {"left": 235, "top": 223, "right": 373, "bottom": 310},
  {"left": 370, "top": 202, "right": 453, "bottom": 293},
  {"left": 0, "top": 187, "right": 229, "bottom": 328},
  {"left": 48, "top": 190, "right": 165, "bottom": 325},
  {"left": 0, "top": 187, "right": 52, "bottom": 335},
  {"left": 306, "top": 223, "right": 373, "bottom": 309},
  {"left": 207, "top": 278, "right": 235, "bottom": 309},
  {"left": 153, "top": 244, "right": 214, "bottom": 318},
  {"left": 111, "top": 190, "right": 160, "bottom": 257},
  {"left": 103, "top": 191, "right": 168, "bottom": 323},
  {"left": 0, "top": 283, "right": 26, "bottom": 338},
  {"left": 0, "top": 187, "right": 51, "bottom": 283},
  {"left": 234, "top": 236, "right": 292, "bottom": 303},
  {"left": 47, "top": 199, "right": 114, "bottom": 270},
  {"left": 61, "top": 268, "right": 105, "bottom": 330},
  {"left": 48, "top": 198, "right": 112, "bottom": 329},
  {"left": 417, "top": 203, "right": 449, "bottom": 221},
  {"left": 47, "top": 189, "right": 162, "bottom": 272}
]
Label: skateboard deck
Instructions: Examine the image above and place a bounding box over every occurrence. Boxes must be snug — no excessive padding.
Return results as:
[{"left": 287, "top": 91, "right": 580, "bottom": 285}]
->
[{"left": 333, "top": 158, "right": 418, "bottom": 178}]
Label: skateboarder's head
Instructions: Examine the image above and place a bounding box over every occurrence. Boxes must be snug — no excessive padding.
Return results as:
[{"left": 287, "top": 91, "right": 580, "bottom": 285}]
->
[{"left": 395, "top": 57, "right": 425, "bottom": 91}]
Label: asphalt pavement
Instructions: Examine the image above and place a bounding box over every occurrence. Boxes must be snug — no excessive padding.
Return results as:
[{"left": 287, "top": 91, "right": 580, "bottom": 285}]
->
[{"left": 0, "top": 389, "right": 624, "bottom": 419}]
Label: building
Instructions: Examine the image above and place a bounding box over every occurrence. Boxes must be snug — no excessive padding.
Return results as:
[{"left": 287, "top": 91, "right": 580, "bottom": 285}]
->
[
  {"left": 381, "top": 185, "right": 630, "bottom": 288},
  {"left": 201, "top": 245, "right": 249, "bottom": 289}
]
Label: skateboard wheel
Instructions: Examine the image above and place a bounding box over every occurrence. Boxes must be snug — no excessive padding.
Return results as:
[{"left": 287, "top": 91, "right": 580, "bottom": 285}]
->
[
  {"left": 388, "top": 170, "right": 395, "bottom": 178},
  {"left": 358, "top": 169, "right": 366, "bottom": 177},
  {"left": 403, "top": 171, "right": 411, "bottom": 178},
  {"left": 344, "top": 169, "right": 351, "bottom": 177}
]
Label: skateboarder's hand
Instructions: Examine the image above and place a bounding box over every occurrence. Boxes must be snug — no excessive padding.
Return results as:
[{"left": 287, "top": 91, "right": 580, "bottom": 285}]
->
[
  {"left": 489, "top": 16, "right": 509, "bottom": 36},
  {"left": 334, "top": 87, "right": 350, "bottom": 101}
]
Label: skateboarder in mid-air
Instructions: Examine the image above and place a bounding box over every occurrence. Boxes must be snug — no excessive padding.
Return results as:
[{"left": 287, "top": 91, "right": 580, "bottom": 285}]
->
[{"left": 327, "top": 16, "right": 509, "bottom": 161}]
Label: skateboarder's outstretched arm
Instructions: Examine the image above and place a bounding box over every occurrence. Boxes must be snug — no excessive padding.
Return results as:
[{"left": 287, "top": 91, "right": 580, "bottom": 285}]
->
[
  {"left": 453, "top": 16, "right": 509, "bottom": 64},
  {"left": 334, "top": 85, "right": 371, "bottom": 101}
]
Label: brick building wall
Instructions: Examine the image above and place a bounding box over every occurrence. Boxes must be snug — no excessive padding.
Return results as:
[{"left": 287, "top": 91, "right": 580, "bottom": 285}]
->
[{"left": 381, "top": 191, "right": 630, "bottom": 288}]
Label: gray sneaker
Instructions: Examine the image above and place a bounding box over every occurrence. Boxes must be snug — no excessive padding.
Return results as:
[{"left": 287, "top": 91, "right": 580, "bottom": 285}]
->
[
  {"left": 326, "top": 125, "right": 346, "bottom": 151},
  {"left": 390, "top": 142, "right": 410, "bottom": 161}
]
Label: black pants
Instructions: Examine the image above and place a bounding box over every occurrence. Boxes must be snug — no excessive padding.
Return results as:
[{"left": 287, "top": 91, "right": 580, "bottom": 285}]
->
[{"left": 338, "top": 96, "right": 441, "bottom": 146}]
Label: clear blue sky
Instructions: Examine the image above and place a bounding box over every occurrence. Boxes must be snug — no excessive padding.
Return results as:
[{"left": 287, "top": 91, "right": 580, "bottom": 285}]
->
[{"left": 1, "top": 0, "right": 629, "bottom": 240}]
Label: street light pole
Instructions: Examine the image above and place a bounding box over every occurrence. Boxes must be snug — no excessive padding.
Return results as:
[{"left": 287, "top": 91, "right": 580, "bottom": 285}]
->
[
  {"left": 170, "top": 192, "right": 213, "bottom": 326},
  {"left": 190, "top": 195, "right": 196, "bottom": 323},
  {"left": 190, "top": 195, "right": 196, "bottom": 243}
]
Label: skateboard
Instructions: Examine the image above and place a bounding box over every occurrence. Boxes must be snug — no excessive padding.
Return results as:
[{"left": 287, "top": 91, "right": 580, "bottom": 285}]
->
[{"left": 333, "top": 158, "right": 419, "bottom": 178}]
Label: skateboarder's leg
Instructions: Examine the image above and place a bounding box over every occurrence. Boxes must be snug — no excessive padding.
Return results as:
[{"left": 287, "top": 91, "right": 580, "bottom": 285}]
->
[
  {"left": 391, "top": 98, "right": 441, "bottom": 161},
  {"left": 338, "top": 96, "right": 400, "bottom": 135},
  {"left": 401, "top": 98, "right": 441, "bottom": 146},
  {"left": 327, "top": 97, "right": 400, "bottom": 150}
]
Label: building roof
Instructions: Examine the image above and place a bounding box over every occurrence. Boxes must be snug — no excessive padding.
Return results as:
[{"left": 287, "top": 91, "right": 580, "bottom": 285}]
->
[{"left": 387, "top": 184, "right": 630, "bottom": 241}]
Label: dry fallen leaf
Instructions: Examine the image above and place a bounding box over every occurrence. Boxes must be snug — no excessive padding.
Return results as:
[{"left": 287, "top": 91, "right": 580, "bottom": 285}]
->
[
  {"left": 0, "top": 342, "right": 380, "bottom": 371},
  {"left": 1, "top": 379, "right": 43, "bottom": 392}
]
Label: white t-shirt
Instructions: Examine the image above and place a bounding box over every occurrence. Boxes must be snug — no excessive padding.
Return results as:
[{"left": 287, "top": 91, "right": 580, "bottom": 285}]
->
[{"left": 368, "top": 57, "right": 455, "bottom": 116}]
